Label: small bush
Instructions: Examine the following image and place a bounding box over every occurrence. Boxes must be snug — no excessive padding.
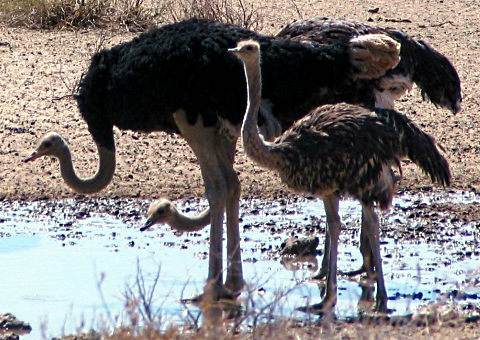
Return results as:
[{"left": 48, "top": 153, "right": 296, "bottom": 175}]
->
[
  {"left": 0, "top": 0, "right": 265, "bottom": 31},
  {"left": 0, "top": 0, "right": 111, "bottom": 29},
  {"left": 165, "top": 0, "right": 264, "bottom": 31}
]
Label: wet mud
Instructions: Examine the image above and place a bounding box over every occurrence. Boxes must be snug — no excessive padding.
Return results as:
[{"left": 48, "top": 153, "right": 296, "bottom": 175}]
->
[{"left": 0, "top": 190, "right": 479, "bottom": 339}]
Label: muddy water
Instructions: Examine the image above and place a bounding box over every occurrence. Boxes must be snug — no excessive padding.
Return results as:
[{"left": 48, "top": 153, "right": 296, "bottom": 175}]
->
[{"left": 0, "top": 191, "right": 479, "bottom": 339}]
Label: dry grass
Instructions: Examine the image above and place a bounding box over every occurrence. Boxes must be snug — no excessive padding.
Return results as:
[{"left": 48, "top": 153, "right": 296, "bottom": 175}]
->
[
  {"left": 52, "top": 263, "right": 480, "bottom": 340},
  {"left": 165, "top": 0, "right": 264, "bottom": 31},
  {"left": 0, "top": 0, "right": 265, "bottom": 31},
  {"left": 0, "top": 0, "right": 112, "bottom": 29},
  {"left": 60, "top": 308, "right": 480, "bottom": 340}
]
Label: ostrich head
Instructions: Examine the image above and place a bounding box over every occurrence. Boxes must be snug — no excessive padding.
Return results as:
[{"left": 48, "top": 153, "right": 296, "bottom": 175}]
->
[
  {"left": 141, "top": 198, "right": 174, "bottom": 231},
  {"left": 228, "top": 40, "right": 260, "bottom": 63},
  {"left": 24, "top": 132, "right": 66, "bottom": 162}
]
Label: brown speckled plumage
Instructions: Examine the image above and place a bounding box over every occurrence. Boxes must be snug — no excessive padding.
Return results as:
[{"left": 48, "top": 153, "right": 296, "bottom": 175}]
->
[{"left": 271, "top": 103, "right": 450, "bottom": 208}]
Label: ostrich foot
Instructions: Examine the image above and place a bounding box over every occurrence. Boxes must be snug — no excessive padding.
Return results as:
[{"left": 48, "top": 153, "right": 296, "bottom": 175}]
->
[
  {"left": 181, "top": 285, "right": 241, "bottom": 305},
  {"left": 339, "top": 266, "right": 367, "bottom": 277},
  {"left": 310, "top": 268, "right": 328, "bottom": 280},
  {"left": 349, "top": 34, "right": 401, "bottom": 79},
  {"left": 375, "top": 297, "right": 390, "bottom": 314},
  {"left": 296, "top": 297, "right": 337, "bottom": 316},
  {"left": 224, "top": 278, "right": 245, "bottom": 296},
  {"left": 358, "top": 283, "right": 375, "bottom": 303},
  {"left": 340, "top": 267, "right": 366, "bottom": 277}
]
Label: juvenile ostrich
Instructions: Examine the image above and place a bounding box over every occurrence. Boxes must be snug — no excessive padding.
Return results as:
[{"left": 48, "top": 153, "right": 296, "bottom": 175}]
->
[
  {"left": 24, "top": 19, "right": 400, "bottom": 300},
  {"left": 229, "top": 40, "right": 450, "bottom": 311},
  {"left": 277, "top": 17, "right": 461, "bottom": 279},
  {"left": 141, "top": 199, "right": 210, "bottom": 233},
  {"left": 277, "top": 17, "right": 462, "bottom": 113}
]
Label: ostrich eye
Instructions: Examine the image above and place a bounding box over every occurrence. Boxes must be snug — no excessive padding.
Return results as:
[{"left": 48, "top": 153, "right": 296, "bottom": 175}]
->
[
  {"left": 43, "top": 141, "right": 52, "bottom": 148},
  {"left": 245, "top": 45, "right": 253, "bottom": 51}
]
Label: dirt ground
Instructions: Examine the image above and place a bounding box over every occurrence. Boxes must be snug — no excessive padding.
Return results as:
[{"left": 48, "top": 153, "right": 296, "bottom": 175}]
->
[{"left": 0, "top": 0, "right": 479, "bottom": 202}]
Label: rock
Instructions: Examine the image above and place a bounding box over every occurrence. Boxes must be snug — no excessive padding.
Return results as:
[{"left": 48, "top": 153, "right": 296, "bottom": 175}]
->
[
  {"left": 0, "top": 313, "right": 31, "bottom": 334},
  {"left": 280, "top": 236, "right": 319, "bottom": 256},
  {"left": 0, "top": 333, "right": 19, "bottom": 340}
]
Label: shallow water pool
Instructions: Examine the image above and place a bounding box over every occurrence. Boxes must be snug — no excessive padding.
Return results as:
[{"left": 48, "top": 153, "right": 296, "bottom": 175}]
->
[{"left": 0, "top": 191, "right": 479, "bottom": 338}]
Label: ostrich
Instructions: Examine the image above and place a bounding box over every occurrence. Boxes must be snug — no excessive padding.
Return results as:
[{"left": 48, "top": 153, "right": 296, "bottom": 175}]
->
[
  {"left": 141, "top": 198, "right": 210, "bottom": 233},
  {"left": 276, "top": 17, "right": 462, "bottom": 113},
  {"left": 24, "top": 19, "right": 401, "bottom": 300},
  {"left": 136, "top": 19, "right": 462, "bottom": 283},
  {"left": 229, "top": 39, "right": 450, "bottom": 311},
  {"left": 276, "top": 17, "right": 461, "bottom": 279}
]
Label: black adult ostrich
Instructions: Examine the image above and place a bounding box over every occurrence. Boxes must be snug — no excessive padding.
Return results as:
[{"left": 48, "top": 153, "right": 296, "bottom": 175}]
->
[
  {"left": 277, "top": 17, "right": 462, "bottom": 113},
  {"left": 230, "top": 39, "right": 450, "bottom": 312},
  {"left": 24, "top": 19, "right": 400, "bottom": 300}
]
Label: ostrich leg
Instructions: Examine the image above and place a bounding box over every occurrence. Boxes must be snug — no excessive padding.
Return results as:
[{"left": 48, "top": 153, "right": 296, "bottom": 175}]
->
[
  {"left": 173, "top": 111, "right": 230, "bottom": 299},
  {"left": 314, "top": 211, "right": 375, "bottom": 280},
  {"left": 320, "top": 195, "right": 341, "bottom": 311},
  {"left": 312, "top": 230, "right": 329, "bottom": 280},
  {"left": 296, "top": 196, "right": 341, "bottom": 315},
  {"left": 361, "top": 204, "right": 388, "bottom": 312},
  {"left": 341, "top": 216, "right": 375, "bottom": 278},
  {"left": 216, "top": 137, "right": 244, "bottom": 294}
]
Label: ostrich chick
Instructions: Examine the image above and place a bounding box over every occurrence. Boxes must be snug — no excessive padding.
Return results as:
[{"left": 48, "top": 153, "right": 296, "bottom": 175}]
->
[
  {"left": 229, "top": 40, "right": 450, "bottom": 312},
  {"left": 142, "top": 199, "right": 210, "bottom": 233},
  {"left": 277, "top": 16, "right": 462, "bottom": 280}
]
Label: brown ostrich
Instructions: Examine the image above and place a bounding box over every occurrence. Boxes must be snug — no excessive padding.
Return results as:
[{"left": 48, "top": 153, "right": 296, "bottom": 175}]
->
[
  {"left": 229, "top": 40, "right": 450, "bottom": 312},
  {"left": 277, "top": 16, "right": 462, "bottom": 113}
]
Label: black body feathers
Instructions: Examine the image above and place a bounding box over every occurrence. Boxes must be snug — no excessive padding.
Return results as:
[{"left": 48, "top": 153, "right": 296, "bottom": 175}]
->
[
  {"left": 77, "top": 19, "right": 368, "bottom": 150},
  {"left": 277, "top": 17, "right": 462, "bottom": 113}
]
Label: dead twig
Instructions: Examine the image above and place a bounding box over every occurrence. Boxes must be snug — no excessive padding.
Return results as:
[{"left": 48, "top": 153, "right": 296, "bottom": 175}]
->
[
  {"left": 52, "top": 94, "right": 77, "bottom": 101},
  {"left": 431, "top": 20, "right": 454, "bottom": 27},
  {"left": 287, "top": 0, "right": 303, "bottom": 20}
]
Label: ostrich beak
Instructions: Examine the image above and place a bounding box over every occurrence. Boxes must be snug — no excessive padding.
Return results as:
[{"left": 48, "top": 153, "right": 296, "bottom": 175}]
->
[
  {"left": 140, "top": 218, "right": 154, "bottom": 232},
  {"left": 23, "top": 151, "right": 39, "bottom": 162},
  {"left": 452, "top": 100, "right": 462, "bottom": 114},
  {"left": 228, "top": 47, "right": 241, "bottom": 55}
]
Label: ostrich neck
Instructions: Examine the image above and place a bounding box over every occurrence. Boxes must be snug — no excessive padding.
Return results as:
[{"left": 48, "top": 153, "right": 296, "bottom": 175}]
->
[
  {"left": 241, "top": 56, "right": 282, "bottom": 169},
  {"left": 58, "top": 144, "right": 116, "bottom": 194},
  {"left": 169, "top": 207, "right": 211, "bottom": 232}
]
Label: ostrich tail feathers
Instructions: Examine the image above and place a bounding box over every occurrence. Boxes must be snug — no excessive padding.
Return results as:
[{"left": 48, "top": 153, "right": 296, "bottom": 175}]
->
[
  {"left": 377, "top": 109, "right": 451, "bottom": 186},
  {"left": 388, "top": 29, "right": 461, "bottom": 113}
]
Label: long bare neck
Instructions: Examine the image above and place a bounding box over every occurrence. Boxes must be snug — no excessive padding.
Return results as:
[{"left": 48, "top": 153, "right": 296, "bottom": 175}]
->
[
  {"left": 168, "top": 206, "right": 211, "bottom": 232},
  {"left": 241, "top": 54, "right": 282, "bottom": 169},
  {"left": 57, "top": 143, "right": 116, "bottom": 194}
]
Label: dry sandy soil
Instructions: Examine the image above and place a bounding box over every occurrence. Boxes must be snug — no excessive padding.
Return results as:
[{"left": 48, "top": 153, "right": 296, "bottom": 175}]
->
[{"left": 1, "top": 0, "right": 479, "bottom": 202}]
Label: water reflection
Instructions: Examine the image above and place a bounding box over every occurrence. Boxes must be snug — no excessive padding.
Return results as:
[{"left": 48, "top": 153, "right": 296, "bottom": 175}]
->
[{"left": 0, "top": 191, "right": 478, "bottom": 338}]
